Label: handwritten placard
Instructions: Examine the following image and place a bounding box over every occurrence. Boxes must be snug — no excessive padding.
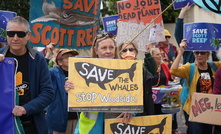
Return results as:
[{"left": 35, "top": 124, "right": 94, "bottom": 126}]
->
[
  {"left": 189, "top": 93, "right": 221, "bottom": 125},
  {"left": 116, "top": 0, "right": 165, "bottom": 51}
]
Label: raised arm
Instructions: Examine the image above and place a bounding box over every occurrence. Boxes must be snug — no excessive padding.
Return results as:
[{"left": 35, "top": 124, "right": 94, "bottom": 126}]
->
[{"left": 171, "top": 39, "right": 187, "bottom": 69}]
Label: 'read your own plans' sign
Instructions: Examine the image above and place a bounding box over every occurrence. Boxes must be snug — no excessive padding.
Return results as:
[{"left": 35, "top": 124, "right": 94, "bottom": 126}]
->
[
  {"left": 29, "top": 0, "right": 101, "bottom": 49},
  {"left": 189, "top": 93, "right": 221, "bottom": 125},
  {"left": 184, "top": 22, "right": 221, "bottom": 51},
  {"left": 68, "top": 58, "right": 143, "bottom": 112},
  {"left": 105, "top": 114, "right": 172, "bottom": 134}
]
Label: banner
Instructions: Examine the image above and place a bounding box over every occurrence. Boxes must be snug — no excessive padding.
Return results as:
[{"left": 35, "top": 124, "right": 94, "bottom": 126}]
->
[
  {"left": 68, "top": 58, "right": 143, "bottom": 112},
  {"left": 193, "top": 0, "right": 221, "bottom": 14},
  {"left": 29, "top": 0, "right": 101, "bottom": 49},
  {"left": 173, "top": 0, "right": 195, "bottom": 10},
  {"left": 0, "top": 58, "right": 15, "bottom": 134},
  {"left": 116, "top": 0, "right": 165, "bottom": 51},
  {"left": 189, "top": 93, "right": 221, "bottom": 125},
  {"left": 184, "top": 22, "right": 221, "bottom": 51},
  {"left": 0, "top": 10, "right": 17, "bottom": 43},
  {"left": 105, "top": 114, "right": 172, "bottom": 134},
  {"left": 102, "top": 15, "right": 119, "bottom": 35}
]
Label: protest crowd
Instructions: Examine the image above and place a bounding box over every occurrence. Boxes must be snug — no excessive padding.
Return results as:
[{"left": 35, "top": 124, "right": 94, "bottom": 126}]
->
[{"left": 1, "top": 1, "right": 221, "bottom": 134}]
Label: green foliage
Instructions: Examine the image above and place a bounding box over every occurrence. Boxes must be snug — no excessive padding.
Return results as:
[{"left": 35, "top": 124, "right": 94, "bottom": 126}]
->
[{"left": 0, "top": 0, "right": 30, "bottom": 21}]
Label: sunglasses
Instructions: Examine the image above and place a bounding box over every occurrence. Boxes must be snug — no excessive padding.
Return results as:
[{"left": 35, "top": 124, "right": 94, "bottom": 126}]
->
[
  {"left": 6, "top": 31, "right": 28, "bottom": 38},
  {"left": 194, "top": 51, "right": 207, "bottom": 55},
  {"left": 165, "top": 36, "right": 171, "bottom": 39},
  {"left": 122, "top": 48, "right": 136, "bottom": 53},
  {"left": 96, "top": 32, "right": 114, "bottom": 39}
]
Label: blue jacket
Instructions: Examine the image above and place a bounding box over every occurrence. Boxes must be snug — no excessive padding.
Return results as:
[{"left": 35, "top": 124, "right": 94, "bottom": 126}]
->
[
  {"left": 47, "top": 66, "right": 69, "bottom": 132},
  {"left": 0, "top": 45, "right": 54, "bottom": 134}
]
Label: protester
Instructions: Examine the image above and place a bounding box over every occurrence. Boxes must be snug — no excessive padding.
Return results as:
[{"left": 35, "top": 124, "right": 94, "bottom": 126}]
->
[
  {"left": 158, "top": 29, "right": 178, "bottom": 67},
  {"left": 170, "top": 39, "right": 221, "bottom": 134},
  {"left": 46, "top": 49, "right": 79, "bottom": 134},
  {"left": 65, "top": 32, "right": 133, "bottom": 134},
  {"left": 213, "top": 44, "right": 221, "bottom": 134},
  {"left": 174, "top": 3, "right": 219, "bottom": 64},
  {"left": 0, "top": 16, "right": 54, "bottom": 134},
  {"left": 148, "top": 47, "right": 182, "bottom": 134},
  {"left": 118, "top": 42, "right": 155, "bottom": 116},
  {"left": 44, "top": 42, "right": 59, "bottom": 68}
]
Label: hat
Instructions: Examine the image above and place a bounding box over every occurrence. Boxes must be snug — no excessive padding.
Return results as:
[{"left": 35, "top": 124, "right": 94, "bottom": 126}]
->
[
  {"left": 56, "top": 49, "right": 78, "bottom": 64},
  {"left": 164, "top": 29, "right": 171, "bottom": 37}
]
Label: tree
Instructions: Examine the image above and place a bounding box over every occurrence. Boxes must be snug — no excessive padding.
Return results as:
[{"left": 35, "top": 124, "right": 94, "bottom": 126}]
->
[{"left": 0, "top": 0, "right": 30, "bottom": 21}]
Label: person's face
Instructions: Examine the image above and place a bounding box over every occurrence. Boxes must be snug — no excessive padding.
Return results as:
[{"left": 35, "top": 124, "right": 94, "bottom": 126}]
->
[
  {"left": 6, "top": 23, "right": 30, "bottom": 55},
  {"left": 95, "top": 38, "right": 116, "bottom": 59},
  {"left": 120, "top": 44, "right": 137, "bottom": 60},
  {"left": 153, "top": 49, "right": 162, "bottom": 64},
  {"left": 58, "top": 53, "right": 74, "bottom": 71},
  {"left": 194, "top": 51, "right": 209, "bottom": 63},
  {"left": 160, "top": 49, "right": 168, "bottom": 62},
  {"left": 158, "top": 36, "right": 171, "bottom": 47}
]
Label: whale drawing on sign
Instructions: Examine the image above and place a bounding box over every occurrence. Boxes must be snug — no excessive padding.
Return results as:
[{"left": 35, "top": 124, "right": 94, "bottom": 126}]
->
[
  {"left": 31, "top": 0, "right": 98, "bottom": 28},
  {"left": 110, "top": 117, "right": 167, "bottom": 134},
  {"left": 75, "top": 62, "right": 137, "bottom": 90}
]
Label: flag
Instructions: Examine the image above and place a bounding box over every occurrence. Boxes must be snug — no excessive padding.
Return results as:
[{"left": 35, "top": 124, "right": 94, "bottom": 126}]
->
[
  {"left": 0, "top": 58, "right": 15, "bottom": 134},
  {"left": 193, "top": 0, "right": 221, "bottom": 14}
]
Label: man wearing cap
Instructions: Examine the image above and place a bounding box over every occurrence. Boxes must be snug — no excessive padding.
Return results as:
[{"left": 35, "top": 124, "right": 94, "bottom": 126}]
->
[
  {"left": 158, "top": 29, "right": 178, "bottom": 66},
  {"left": 46, "top": 49, "right": 79, "bottom": 134}
]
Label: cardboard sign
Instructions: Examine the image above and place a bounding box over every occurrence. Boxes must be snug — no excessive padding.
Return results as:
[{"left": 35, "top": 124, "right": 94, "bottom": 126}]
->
[
  {"left": 173, "top": 0, "right": 195, "bottom": 10},
  {"left": 0, "top": 58, "right": 15, "bottom": 134},
  {"left": 184, "top": 22, "right": 221, "bottom": 51},
  {"left": 105, "top": 114, "right": 172, "bottom": 134},
  {"left": 102, "top": 15, "right": 119, "bottom": 35},
  {"left": 68, "top": 58, "right": 143, "bottom": 112},
  {"left": 29, "top": 0, "right": 101, "bottom": 49},
  {"left": 116, "top": 0, "right": 165, "bottom": 51},
  {"left": 0, "top": 10, "right": 16, "bottom": 43},
  {"left": 189, "top": 93, "right": 221, "bottom": 125}
]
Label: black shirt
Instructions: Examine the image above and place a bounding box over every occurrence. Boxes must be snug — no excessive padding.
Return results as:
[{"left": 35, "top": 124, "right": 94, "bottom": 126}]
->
[{"left": 6, "top": 50, "right": 32, "bottom": 122}]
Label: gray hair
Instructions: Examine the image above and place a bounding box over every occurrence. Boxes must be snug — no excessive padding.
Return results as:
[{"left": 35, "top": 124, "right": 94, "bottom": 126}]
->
[{"left": 6, "top": 16, "right": 30, "bottom": 31}]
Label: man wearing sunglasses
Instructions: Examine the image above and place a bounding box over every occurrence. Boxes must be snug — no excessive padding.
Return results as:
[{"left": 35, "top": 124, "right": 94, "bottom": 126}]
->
[
  {"left": 158, "top": 29, "right": 178, "bottom": 67},
  {"left": 0, "top": 16, "right": 54, "bottom": 134}
]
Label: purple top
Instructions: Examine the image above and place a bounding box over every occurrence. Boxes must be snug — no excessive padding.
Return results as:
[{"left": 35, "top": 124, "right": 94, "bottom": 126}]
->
[{"left": 213, "top": 67, "right": 221, "bottom": 94}]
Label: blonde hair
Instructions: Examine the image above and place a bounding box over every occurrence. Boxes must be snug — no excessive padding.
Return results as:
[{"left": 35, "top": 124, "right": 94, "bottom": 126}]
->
[{"left": 90, "top": 37, "right": 119, "bottom": 59}]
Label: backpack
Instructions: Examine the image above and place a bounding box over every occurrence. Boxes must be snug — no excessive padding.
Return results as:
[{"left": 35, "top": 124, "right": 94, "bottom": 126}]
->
[{"left": 180, "top": 62, "right": 217, "bottom": 106}]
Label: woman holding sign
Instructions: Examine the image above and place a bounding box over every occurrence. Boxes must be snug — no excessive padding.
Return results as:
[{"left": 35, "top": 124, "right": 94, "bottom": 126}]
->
[
  {"left": 170, "top": 39, "right": 221, "bottom": 134},
  {"left": 65, "top": 32, "right": 133, "bottom": 134},
  {"left": 118, "top": 42, "right": 155, "bottom": 116}
]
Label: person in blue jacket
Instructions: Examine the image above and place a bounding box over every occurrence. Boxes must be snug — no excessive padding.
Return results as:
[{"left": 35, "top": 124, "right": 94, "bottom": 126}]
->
[
  {"left": 0, "top": 16, "right": 54, "bottom": 134},
  {"left": 47, "top": 49, "right": 79, "bottom": 134}
]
